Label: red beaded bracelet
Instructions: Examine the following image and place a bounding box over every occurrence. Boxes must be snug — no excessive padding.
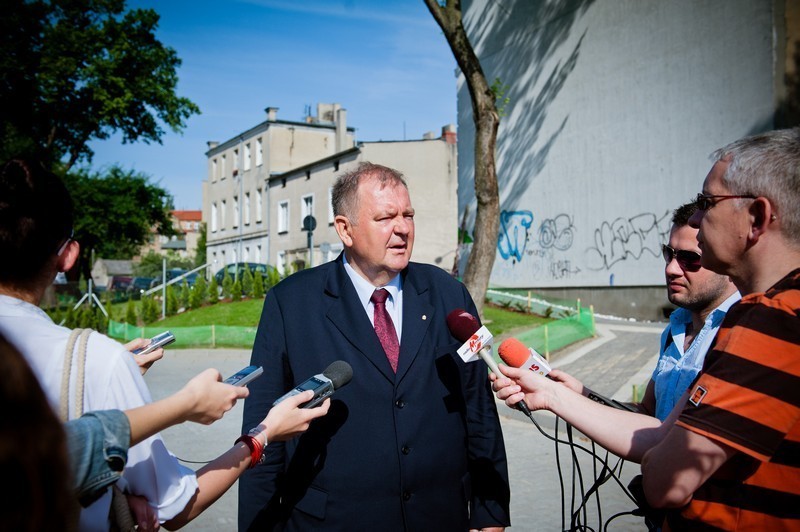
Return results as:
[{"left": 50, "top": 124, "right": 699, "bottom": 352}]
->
[{"left": 235, "top": 434, "right": 263, "bottom": 468}]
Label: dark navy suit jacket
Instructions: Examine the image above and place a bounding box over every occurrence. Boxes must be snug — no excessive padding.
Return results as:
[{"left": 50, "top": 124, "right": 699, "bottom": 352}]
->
[{"left": 238, "top": 256, "right": 510, "bottom": 531}]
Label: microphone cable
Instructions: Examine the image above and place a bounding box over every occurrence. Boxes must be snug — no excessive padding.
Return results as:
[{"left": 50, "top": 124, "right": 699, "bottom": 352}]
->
[{"left": 516, "top": 407, "right": 644, "bottom": 531}]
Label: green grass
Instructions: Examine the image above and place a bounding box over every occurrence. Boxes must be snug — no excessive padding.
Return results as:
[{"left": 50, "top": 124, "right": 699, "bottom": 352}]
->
[
  {"left": 111, "top": 297, "right": 551, "bottom": 335},
  {"left": 155, "top": 299, "right": 265, "bottom": 327},
  {"left": 482, "top": 304, "right": 552, "bottom": 336}
]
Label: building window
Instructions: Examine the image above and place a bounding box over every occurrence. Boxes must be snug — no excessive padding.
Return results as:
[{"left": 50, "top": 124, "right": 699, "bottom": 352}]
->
[
  {"left": 232, "top": 248, "right": 237, "bottom": 264},
  {"left": 256, "top": 244, "right": 262, "bottom": 263},
  {"left": 256, "top": 188, "right": 263, "bottom": 223},
  {"left": 244, "top": 192, "right": 251, "bottom": 225},
  {"left": 277, "top": 251, "right": 286, "bottom": 275},
  {"left": 301, "top": 194, "right": 314, "bottom": 228},
  {"left": 211, "top": 203, "right": 218, "bottom": 232},
  {"left": 220, "top": 200, "right": 226, "bottom": 229},
  {"left": 221, "top": 154, "right": 226, "bottom": 180},
  {"left": 278, "top": 200, "right": 289, "bottom": 233},
  {"left": 256, "top": 138, "right": 263, "bottom": 166},
  {"left": 245, "top": 246, "right": 250, "bottom": 261},
  {"left": 212, "top": 158, "right": 217, "bottom": 182},
  {"left": 233, "top": 148, "right": 239, "bottom": 175},
  {"left": 328, "top": 187, "right": 334, "bottom": 224},
  {"left": 244, "top": 143, "right": 251, "bottom": 171},
  {"left": 233, "top": 196, "right": 239, "bottom": 228},
  {"left": 221, "top": 249, "right": 226, "bottom": 265}
]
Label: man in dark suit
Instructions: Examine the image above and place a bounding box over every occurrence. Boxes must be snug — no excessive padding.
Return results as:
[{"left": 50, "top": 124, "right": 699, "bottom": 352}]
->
[{"left": 239, "top": 162, "right": 510, "bottom": 531}]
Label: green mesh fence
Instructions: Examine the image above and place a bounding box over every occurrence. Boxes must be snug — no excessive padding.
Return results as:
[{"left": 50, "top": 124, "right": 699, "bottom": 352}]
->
[
  {"left": 486, "top": 289, "right": 596, "bottom": 357},
  {"left": 108, "top": 320, "right": 257, "bottom": 349}
]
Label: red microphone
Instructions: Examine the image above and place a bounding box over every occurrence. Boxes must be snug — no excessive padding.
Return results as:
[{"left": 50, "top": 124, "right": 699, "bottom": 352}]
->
[
  {"left": 498, "top": 338, "right": 551, "bottom": 376},
  {"left": 446, "top": 308, "right": 502, "bottom": 377}
]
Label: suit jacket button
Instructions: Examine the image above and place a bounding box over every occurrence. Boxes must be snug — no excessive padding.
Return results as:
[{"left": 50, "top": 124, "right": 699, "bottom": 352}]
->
[
  {"left": 402, "top": 491, "right": 411, "bottom": 501},
  {"left": 401, "top": 445, "right": 411, "bottom": 455},
  {"left": 395, "top": 399, "right": 405, "bottom": 409}
]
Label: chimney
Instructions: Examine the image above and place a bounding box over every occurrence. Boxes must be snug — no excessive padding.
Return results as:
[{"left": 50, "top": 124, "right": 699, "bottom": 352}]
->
[
  {"left": 335, "top": 108, "right": 347, "bottom": 152},
  {"left": 442, "top": 124, "right": 457, "bottom": 144},
  {"left": 422, "top": 131, "right": 435, "bottom": 140},
  {"left": 265, "top": 107, "right": 279, "bottom": 122},
  {"left": 207, "top": 141, "right": 219, "bottom": 149}
]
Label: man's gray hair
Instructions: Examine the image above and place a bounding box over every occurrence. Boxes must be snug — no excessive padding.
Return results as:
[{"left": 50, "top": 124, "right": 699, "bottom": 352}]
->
[
  {"left": 331, "top": 162, "right": 407, "bottom": 223},
  {"left": 711, "top": 128, "right": 800, "bottom": 244}
]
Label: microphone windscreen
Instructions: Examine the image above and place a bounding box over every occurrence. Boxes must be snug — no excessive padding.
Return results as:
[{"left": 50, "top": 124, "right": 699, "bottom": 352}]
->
[
  {"left": 498, "top": 338, "right": 531, "bottom": 368},
  {"left": 446, "top": 308, "right": 480, "bottom": 342},
  {"left": 323, "top": 360, "right": 353, "bottom": 390}
]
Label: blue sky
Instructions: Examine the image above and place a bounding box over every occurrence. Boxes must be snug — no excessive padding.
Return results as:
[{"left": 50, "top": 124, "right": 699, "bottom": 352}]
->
[{"left": 88, "top": 0, "right": 458, "bottom": 209}]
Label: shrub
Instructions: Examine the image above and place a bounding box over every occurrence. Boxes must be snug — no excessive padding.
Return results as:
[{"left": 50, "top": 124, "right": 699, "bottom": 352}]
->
[
  {"left": 192, "top": 276, "right": 208, "bottom": 308},
  {"left": 124, "top": 298, "right": 137, "bottom": 325},
  {"left": 166, "top": 285, "right": 178, "bottom": 316},
  {"left": 208, "top": 277, "right": 219, "bottom": 305},
  {"left": 242, "top": 267, "right": 254, "bottom": 297},
  {"left": 252, "top": 270, "right": 265, "bottom": 299},
  {"left": 222, "top": 270, "right": 233, "bottom": 299},
  {"left": 231, "top": 280, "right": 242, "bottom": 302}
]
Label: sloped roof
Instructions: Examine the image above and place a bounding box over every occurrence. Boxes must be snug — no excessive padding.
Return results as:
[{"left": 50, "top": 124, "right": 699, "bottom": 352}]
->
[
  {"left": 172, "top": 210, "right": 202, "bottom": 222},
  {"left": 97, "top": 259, "right": 133, "bottom": 275}
]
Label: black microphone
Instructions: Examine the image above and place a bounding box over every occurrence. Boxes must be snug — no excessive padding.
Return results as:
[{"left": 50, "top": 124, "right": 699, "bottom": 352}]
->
[{"left": 273, "top": 360, "right": 353, "bottom": 408}]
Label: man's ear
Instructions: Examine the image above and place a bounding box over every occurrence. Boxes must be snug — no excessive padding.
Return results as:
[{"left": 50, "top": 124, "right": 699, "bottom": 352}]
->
[
  {"left": 56, "top": 240, "right": 80, "bottom": 273},
  {"left": 334, "top": 215, "right": 353, "bottom": 247},
  {"left": 748, "top": 197, "right": 773, "bottom": 242}
]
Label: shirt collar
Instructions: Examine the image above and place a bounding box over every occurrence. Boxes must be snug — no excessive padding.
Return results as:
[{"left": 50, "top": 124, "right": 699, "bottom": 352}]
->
[{"left": 342, "top": 253, "right": 402, "bottom": 307}]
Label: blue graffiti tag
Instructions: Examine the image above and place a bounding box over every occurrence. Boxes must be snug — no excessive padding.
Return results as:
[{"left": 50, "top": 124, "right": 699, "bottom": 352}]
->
[{"left": 498, "top": 210, "right": 534, "bottom": 262}]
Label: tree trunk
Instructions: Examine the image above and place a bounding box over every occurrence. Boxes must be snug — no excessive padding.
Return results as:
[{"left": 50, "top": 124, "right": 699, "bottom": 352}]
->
[{"left": 424, "top": 0, "right": 499, "bottom": 316}]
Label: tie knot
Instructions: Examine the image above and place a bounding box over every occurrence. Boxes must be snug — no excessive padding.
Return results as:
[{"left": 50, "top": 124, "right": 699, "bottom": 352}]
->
[{"left": 371, "top": 288, "right": 390, "bottom": 306}]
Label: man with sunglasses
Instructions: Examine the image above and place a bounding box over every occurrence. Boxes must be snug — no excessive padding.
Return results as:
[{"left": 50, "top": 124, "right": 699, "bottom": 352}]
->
[
  {"left": 548, "top": 201, "right": 739, "bottom": 422},
  {"left": 637, "top": 128, "right": 800, "bottom": 530}
]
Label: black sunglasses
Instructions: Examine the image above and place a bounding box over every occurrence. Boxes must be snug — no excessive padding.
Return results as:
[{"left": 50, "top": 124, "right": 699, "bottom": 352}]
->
[
  {"left": 662, "top": 244, "right": 702, "bottom": 272},
  {"left": 694, "top": 193, "right": 756, "bottom": 211}
]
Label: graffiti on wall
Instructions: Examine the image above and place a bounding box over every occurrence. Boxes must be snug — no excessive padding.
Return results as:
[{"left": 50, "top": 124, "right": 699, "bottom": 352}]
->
[
  {"left": 585, "top": 211, "right": 671, "bottom": 271},
  {"left": 538, "top": 213, "right": 575, "bottom": 251},
  {"left": 497, "top": 210, "right": 534, "bottom": 262}
]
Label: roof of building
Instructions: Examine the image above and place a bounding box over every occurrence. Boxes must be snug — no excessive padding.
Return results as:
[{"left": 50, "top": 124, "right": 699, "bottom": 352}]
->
[
  {"left": 95, "top": 259, "right": 133, "bottom": 275},
  {"left": 173, "top": 210, "right": 202, "bottom": 222}
]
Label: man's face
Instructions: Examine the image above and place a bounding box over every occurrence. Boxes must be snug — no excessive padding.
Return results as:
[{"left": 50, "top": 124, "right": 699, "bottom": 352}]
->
[
  {"left": 665, "top": 224, "right": 731, "bottom": 312},
  {"left": 688, "top": 159, "right": 751, "bottom": 276},
  {"left": 337, "top": 175, "right": 415, "bottom": 286}
]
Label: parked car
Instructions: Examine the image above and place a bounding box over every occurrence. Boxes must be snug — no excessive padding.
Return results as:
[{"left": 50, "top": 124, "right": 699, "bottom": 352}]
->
[
  {"left": 127, "top": 277, "right": 155, "bottom": 299},
  {"left": 214, "top": 262, "right": 277, "bottom": 285},
  {"left": 149, "top": 268, "right": 198, "bottom": 290}
]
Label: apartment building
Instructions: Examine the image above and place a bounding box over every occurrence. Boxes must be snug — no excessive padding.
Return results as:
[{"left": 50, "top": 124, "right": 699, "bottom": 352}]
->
[
  {"left": 204, "top": 103, "right": 458, "bottom": 275},
  {"left": 204, "top": 104, "right": 354, "bottom": 270}
]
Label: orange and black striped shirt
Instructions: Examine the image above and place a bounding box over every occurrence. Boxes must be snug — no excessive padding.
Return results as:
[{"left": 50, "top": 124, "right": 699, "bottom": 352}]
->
[{"left": 671, "top": 268, "right": 800, "bottom": 531}]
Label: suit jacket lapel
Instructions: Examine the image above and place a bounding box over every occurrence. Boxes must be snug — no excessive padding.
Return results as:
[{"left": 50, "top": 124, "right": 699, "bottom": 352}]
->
[
  {"left": 395, "top": 266, "right": 433, "bottom": 382},
  {"left": 325, "top": 256, "right": 397, "bottom": 383}
]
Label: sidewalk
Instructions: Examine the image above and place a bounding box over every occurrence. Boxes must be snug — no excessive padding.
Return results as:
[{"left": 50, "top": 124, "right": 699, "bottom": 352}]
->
[{"left": 144, "top": 318, "right": 665, "bottom": 531}]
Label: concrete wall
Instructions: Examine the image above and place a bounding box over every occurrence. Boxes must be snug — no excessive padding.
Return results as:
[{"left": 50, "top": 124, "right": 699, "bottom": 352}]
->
[{"left": 458, "top": 0, "right": 778, "bottom": 304}]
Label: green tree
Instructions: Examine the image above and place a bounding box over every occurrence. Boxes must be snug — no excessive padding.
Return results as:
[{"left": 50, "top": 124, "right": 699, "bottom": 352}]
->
[
  {"left": 241, "top": 268, "right": 254, "bottom": 297},
  {"left": 165, "top": 285, "right": 178, "bottom": 316},
  {"left": 0, "top": 0, "right": 200, "bottom": 168},
  {"left": 140, "top": 294, "right": 158, "bottom": 324},
  {"left": 179, "top": 280, "right": 190, "bottom": 310},
  {"left": 231, "top": 280, "right": 242, "bottom": 302},
  {"left": 221, "top": 270, "right": 233, "bottom": 299},
  {"left": 266, "top": 267, "right": 281, "bottom": 290},
  {"left": 62, "top": 165, "right": 174, "bottom": 280},
  {"left": 124, "top": 298, "right": 137, "bottom": 325},
  {"left": 194, "top": 223, "right": 207, "bottom": 269},
  {"left": 425, "top": 0, "right": 501, "bottom": 315},
  {"left": 134, "top": 250, "right": 192, "bottom": 278},
  {"left": 252, "top": 270, "right": 265, "bottom": 299},
  {"left": 192, "top": 275, "right": 208, "bottom": 308},
  {"left": 208, "top": 276, "right": 219, "bottom": 305}
]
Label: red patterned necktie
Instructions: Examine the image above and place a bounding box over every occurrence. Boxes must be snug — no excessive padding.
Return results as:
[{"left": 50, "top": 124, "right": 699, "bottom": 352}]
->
[{"left": 371, "top": 288, "right": 399, "bottom": 372}]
